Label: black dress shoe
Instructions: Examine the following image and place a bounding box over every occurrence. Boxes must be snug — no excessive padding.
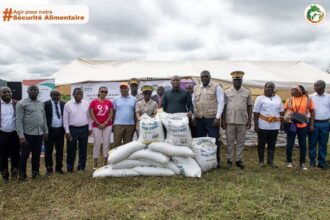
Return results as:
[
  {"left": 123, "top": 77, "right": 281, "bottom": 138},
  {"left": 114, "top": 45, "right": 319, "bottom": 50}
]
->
[
  {"left": 11, "top": 170, "right": 18, "bottom": 179},
  {"left": 2, "top": 176, "right": 9, "bottom": 183},
  {"left": 19, "top": 173, "right": 27, "bottom": 182},
  {"left": 32, "top": 172, "right": 40, "bottom": 179},
  {"left": 226, "top": 160, "right": 233, "bottom": 168},
  {"left": 1, "top": 171, "right": 9, "bottom": 181},
  {"left": 236, "top": 160, "right": 245, "bottom": 170},
  {"left": 56, "top": 170, "right": 64, "bottom": 174},
  {"left": 268, "top": 163, "right": 278, "bottom": 168},
  {"left": 45, "top": 170, "right": 52, "bottom": 177},
  {"left": 317, "top": 165, "right": 326, "bottom": 170},
  {"left": 77, "top": 167, "right": 85, "bottom": 172}
]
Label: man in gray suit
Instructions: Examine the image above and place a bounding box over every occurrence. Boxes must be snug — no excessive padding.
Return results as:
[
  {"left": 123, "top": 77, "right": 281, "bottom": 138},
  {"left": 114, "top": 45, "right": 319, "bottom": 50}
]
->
[{"left": 151, "top": 86, "right": 165, "bottom": 108}]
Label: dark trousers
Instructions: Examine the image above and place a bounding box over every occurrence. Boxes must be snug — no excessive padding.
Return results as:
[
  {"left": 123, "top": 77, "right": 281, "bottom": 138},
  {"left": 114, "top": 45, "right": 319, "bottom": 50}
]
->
[
  {"left": 67, "top": 125, "right": 88, "bottom": 172},
  {"left": 188, "top": 118, "right": 197, "bottom": 138},
  {"left": 257, "top": 129, "right": 279, "bottom": 164},
  {"left": 196, "top": 118, "right": 220, "bottom": 164},
  {"left": 308, "top": 121, "right": 329, "bottom": 167},
  {"left": 0, "top": 131, "right": 20, "bottom": 179},
  {"left": 19, "top": 134, "right": 43, "bottom": 176},
  {"left": 45, "top": 127, "right": 64, "bottom": 172},
  {"left": 286, "top": 126, "right": 308, "bottom": 164}
]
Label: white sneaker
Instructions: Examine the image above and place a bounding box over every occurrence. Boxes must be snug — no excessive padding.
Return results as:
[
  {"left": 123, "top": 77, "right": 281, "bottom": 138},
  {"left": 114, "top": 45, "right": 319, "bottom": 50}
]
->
[
  {"left": 287, "top": 163, "right": 293, "bottom": 168},
  {"left": 300, "top": 163, "right": 308, "bottom": 171}
]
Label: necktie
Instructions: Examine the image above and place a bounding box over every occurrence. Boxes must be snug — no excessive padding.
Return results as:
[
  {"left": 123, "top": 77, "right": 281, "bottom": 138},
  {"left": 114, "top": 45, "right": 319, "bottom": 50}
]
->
[{"left": 55, "top": 102, "right": 60, "bottom": 119}]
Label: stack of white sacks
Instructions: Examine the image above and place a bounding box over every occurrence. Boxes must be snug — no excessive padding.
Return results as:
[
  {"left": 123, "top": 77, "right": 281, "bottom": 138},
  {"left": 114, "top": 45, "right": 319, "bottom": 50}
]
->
[{"left": 93, "top": 112, "right": 218, "bottom": 178}]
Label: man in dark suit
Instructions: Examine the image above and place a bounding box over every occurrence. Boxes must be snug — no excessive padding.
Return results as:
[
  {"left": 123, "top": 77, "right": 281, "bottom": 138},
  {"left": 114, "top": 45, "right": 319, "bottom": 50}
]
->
[
  {"left": 151, "top": 85, "right": 165, "bottom": 108},
  {"left": 44, "top": 90, "right": 65, "bottom": 175},
  {"left": 185, "top": 84, "right": 197, "bottom": 138}
]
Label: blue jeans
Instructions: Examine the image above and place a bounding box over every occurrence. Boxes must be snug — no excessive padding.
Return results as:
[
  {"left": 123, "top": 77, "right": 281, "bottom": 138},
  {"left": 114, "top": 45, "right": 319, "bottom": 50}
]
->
[
  {"left": 196, "top": 118, "right": 220, "bottom": 163},
  {"left": 67, "top": 125, "right": 88, "bottom": 172},
  {"left": 308, "top": 121, "right": 329, "bottom": 167},
  {"left": 286, "top": 125, "right": 308, "bottom": 164}
]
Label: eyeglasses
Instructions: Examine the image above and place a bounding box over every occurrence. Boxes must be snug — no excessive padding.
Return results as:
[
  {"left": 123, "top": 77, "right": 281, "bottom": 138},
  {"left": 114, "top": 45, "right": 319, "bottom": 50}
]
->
[{"left": 100, "top": 91, "right": 108, "bottom": 94}]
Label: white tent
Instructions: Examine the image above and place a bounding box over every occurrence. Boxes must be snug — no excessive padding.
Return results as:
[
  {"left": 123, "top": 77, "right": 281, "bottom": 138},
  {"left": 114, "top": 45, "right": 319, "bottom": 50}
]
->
[{"left": 51, "top": 58, "right": 330, "bottom": 89}]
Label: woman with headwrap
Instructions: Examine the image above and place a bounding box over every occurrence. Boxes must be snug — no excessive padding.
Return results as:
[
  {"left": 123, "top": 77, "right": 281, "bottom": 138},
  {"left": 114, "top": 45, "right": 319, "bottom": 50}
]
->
[
  {"left": 253, "top": 82, "right": 284, "bottom": 168},
  {"left": 284, "top": 85, "right": 315, "bottom": 170}
]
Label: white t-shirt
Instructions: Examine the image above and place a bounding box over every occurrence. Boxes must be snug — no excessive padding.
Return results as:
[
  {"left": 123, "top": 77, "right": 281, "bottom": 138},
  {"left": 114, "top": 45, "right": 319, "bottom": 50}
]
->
[
  {"left": 309, "top": 92, "right": 330, "bottom": 120},
  {"left": 253, "top": 95, "right": 284, "bottom": 130}
]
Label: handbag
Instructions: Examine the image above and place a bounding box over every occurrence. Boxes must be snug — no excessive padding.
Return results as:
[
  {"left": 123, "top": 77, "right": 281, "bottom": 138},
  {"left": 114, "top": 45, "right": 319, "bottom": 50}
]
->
[
  {"left": 286, "top": 96, "right": 310, "bottom": 124},
  {"left": 291, "top": 112, "right": 306, "bottom": 124}
]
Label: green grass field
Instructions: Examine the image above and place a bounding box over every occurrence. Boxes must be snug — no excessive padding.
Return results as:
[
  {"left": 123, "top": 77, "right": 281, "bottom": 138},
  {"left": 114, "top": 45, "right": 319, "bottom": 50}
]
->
[{"left": 1, "top": 145, "right": 330, "bottom": 220}]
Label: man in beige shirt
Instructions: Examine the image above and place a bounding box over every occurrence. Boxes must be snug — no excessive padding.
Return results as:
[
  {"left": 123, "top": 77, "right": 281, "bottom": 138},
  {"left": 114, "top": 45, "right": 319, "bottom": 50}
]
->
[
  {"left": 135, "top": 85, "right": 158, "bottom": 133},
  {"left": 221, "top": 71, "right": 253, "bottom": 170},
  {"left": 192, "top": 70, "right": 224, "bottom": 167}
]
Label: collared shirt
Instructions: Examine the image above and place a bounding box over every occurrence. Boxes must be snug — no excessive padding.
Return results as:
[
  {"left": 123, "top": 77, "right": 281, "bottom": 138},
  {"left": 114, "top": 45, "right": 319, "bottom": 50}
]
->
[
  {"left": 16, "top": 98, "right": 48, "bottom": 138},
  {"left": 224, "top": 87, "right": 253, "bottom": 124},
  {"left": 192, "top": 82, "right": 224, "bottom": 119},
  {"left": 63, "top": 99, "right": 92, "bottom": 133},
  {"left": 309, "top": 92, "right": 330, "bottom": 120},
  {"left": 132, "top": 93, "right": 144, "bottom": 101},
  {"left": 0, "top": 100, "right": 16, "bottom": 132},
  {"left": 157, "top": 96, "right": 163, "bottom": 108},
  {"left": 136, "top": 99, "right": 158, "bottom": 117},
  {"left": 162, "top": 88, "right": 194, "bottom": 113},
  {"left": 151, "top": 94, "right": 163, "bottom": 108},
  {"left": 113, "top": 95, "right": 136, "bottom": 125},
  {"left": 253, "top": 95, "right": 284, "bottom": 130},
  {"left": 51, "top": 100, "right": 63, "bottom": 128}
]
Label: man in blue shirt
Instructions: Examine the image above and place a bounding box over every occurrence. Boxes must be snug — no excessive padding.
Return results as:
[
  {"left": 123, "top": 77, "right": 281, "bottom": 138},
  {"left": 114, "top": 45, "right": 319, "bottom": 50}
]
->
[{"left": 112, "top": 82, "right": 137, "bottom": 148}]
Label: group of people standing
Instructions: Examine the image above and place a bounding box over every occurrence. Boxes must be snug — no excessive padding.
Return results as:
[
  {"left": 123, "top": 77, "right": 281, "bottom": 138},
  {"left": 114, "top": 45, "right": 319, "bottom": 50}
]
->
[
  {"left": 0, "top": 71, "right": 329, "bottom": 182},
  {"left": 253, "top": 80, "right": 329, "bottom": 170}
]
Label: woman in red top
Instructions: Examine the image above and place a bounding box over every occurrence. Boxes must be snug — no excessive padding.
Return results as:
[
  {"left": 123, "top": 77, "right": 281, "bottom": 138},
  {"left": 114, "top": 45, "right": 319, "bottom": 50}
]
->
[
  {"left": 284, "top": 85, "right": 315, "bottom": 170},
  {"left": 89, "top": 86, "right": 113, "bottom": 170}
]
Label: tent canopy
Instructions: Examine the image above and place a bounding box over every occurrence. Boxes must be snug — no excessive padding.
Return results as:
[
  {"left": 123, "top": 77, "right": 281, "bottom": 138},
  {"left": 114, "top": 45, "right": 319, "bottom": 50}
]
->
[{"left": 51, "top": 58, "right": 330, "bottom": 89}]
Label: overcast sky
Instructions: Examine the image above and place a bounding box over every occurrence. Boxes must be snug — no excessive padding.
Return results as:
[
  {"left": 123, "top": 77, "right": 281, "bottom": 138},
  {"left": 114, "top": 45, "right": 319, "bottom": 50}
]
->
[{"left": 0, "top": 0, "right": 329, "bottom": 81}]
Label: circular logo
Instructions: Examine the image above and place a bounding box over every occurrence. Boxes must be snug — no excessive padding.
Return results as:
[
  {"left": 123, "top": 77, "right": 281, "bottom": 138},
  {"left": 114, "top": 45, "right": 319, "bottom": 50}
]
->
[{"left": 304, "top": 4, "right": 326, "bottom": 24}]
